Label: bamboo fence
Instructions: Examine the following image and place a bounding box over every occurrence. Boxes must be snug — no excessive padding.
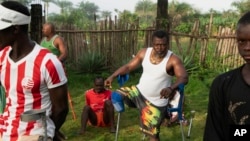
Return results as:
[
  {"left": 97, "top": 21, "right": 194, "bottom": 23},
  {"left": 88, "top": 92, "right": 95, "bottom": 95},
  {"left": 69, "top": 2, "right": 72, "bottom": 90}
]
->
[{"left": 56, "top": 17, "right": 243, "bottom": 71}]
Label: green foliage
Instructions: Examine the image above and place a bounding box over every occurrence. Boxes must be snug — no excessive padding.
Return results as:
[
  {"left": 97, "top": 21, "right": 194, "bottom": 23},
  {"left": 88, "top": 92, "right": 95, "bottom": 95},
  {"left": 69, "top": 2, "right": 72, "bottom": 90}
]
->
[
  {"left": 75, "top": 51, "right": 109, "bottom": 74},
  {"left": 181, "top": 54, "right": 200, "bottom": 74},
  {"left": 174, "top": 22, "right": 192, "bottom": 33},
  {"left": 118, "top": 10, "right": 139, "bottom": 24}
]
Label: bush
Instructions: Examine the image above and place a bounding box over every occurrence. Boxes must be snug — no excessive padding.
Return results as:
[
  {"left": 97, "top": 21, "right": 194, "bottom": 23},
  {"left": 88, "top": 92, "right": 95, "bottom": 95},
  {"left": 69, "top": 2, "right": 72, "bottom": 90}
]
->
[{"left": 75, "top": 51, "right": 109, "bottom": 74}]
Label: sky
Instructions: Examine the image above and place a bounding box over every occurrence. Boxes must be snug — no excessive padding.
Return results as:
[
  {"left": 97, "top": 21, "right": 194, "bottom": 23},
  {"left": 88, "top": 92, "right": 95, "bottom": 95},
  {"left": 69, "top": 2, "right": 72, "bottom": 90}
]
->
[{"left": 48, "top": 0, "right": 236, "bottom": 15}]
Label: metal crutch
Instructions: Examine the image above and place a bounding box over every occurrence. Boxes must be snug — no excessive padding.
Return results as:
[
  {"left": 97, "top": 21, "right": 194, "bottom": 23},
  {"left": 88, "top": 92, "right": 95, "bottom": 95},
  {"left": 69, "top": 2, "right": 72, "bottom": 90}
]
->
[
  {"left": 116, "top": 111, "right": 121, "bottom": 141},
  {"left": 21, "top": 109, "right": 47, "bottom": 141},
  {"left": 111, "top": 74, "right": 129, "bottom": 141},
  {"left": 112, "top": 91, "right": 125, "bottom": 141},
  {"left": 187, "top": 110, "right": 195, "bottom": 139},
  {"left": 168, "top": 84, "right": 185, "bottom": 141}
]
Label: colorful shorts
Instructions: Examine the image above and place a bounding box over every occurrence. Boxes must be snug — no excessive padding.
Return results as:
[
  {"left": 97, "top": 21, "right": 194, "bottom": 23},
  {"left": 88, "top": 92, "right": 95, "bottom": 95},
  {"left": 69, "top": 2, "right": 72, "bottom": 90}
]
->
[{"left": 116, "top": 85, "right": 167, "bottom": 138}]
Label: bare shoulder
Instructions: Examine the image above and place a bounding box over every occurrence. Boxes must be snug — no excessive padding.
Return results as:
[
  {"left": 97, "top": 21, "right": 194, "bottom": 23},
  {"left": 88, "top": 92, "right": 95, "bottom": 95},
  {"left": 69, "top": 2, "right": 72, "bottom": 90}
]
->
[
  {"left": 54, "top": 35, "right": 66, "bottom": 47},
  {"left": 136, "top": 48, "right": 147, "bottom": 59},
  {"left": 55, "top": 35, "right": 64, "bottom": 42},
  {"left": 169, "top": 53, "right": 183, "bottom": 64}
]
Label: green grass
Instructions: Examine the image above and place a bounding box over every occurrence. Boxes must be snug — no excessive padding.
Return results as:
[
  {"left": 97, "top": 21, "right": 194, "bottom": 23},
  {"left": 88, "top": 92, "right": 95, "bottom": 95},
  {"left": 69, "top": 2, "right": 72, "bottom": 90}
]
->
[{"left": 60, "top": 69, "right": 217, "bottom": 141}]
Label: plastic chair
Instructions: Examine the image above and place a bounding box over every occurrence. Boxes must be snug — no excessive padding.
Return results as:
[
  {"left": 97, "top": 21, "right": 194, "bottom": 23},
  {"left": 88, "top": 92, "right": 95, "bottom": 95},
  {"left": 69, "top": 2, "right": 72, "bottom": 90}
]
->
[
  {"left": 167, "top": 83, "right": 185, "bottom": 141},
  {"left": 111, "top": 74, "right": 129, "bottom": 141}
]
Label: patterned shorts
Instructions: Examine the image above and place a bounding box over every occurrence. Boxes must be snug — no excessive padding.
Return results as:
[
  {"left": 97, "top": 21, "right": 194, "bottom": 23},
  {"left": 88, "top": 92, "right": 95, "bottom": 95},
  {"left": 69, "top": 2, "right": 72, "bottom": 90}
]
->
[{"left": 116, "top": 85, "right": 167, "bottom": 138}]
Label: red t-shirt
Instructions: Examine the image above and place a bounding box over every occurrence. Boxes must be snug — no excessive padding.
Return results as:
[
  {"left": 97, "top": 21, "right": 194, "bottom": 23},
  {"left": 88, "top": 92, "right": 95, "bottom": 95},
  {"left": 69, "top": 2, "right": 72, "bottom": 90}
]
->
[{"left": 85, "top": 89, "right": 112, "bottom": 112}]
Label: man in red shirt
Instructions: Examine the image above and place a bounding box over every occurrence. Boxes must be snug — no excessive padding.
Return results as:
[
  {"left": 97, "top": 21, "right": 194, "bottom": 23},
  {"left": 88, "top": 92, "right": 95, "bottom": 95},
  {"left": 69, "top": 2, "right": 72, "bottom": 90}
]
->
[{"left": 79, "top": 76, "right": 116, "bottom": 134}]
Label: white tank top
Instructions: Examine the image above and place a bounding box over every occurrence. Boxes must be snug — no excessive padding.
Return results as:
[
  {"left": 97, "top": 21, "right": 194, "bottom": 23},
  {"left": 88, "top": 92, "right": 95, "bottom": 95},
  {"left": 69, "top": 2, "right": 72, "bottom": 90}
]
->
[{"left": 136, "top": 47, "right": 173, "bottom": 107}]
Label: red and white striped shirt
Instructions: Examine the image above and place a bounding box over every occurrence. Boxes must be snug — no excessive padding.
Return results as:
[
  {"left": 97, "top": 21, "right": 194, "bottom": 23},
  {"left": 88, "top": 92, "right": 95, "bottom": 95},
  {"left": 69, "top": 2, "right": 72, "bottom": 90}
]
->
[{"left": 0, "top": 44, "right": 67, "bottom": 141}]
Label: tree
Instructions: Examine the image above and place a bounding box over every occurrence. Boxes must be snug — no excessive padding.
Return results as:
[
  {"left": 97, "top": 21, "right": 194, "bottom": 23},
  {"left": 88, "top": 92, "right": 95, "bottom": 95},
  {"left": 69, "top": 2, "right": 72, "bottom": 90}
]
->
[
  {"left": 53, "top": 0, "right": 73, "bottom": 14},
  {"left": 47, "top": 1, "right": 100, "bottom": 29},
  {"left": 78, "top": 1, "right": 99, "bottom": 20},
  {"left": 135, "top": 0, "right": 156, "bottom": 28},
  {"left": 118, "top": 10, "right": 139, "bottom": 24},
  {"left": 168, "top": 1, "right": 199, "bottom": 33},
  {"left": 156, "top": 0, "right": 168, "bottom": 30},
  {"left": 231, "top": 0, "right": 250, "bottom": 15},
  {"left": 100, "top": 10, "right": 112, "bottom": 19}
]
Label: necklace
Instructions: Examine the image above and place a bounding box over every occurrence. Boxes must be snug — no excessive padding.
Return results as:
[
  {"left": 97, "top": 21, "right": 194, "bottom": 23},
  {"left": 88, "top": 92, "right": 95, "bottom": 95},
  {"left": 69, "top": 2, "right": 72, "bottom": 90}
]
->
[{"left": 150, "top": 54, "right": 164, "bottom": 64}]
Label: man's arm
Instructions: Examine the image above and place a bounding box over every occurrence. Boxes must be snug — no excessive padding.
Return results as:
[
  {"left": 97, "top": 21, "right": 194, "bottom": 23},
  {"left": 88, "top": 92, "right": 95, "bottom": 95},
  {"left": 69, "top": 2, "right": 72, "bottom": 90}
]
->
[
  {"left": 105, "top": 48, "right": 146, "bottom": 87},
  {"left": 168, "top": 54, "right": 188, "bottom": 90},
  {"left": 160, "top": 54, "right": 188, "bottom": 98},
  {"left": 54, "top": 36, "right": 68, "bottom": 62},
  {"left": 49, "top": 83, "right": 69, "bottom": 132}
]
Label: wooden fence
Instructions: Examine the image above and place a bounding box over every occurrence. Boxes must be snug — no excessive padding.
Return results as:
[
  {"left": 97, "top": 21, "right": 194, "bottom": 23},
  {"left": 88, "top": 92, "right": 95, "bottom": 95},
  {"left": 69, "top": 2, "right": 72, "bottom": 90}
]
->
[{"left": 57, "top": 18, "right": 244, "bottom": 72}]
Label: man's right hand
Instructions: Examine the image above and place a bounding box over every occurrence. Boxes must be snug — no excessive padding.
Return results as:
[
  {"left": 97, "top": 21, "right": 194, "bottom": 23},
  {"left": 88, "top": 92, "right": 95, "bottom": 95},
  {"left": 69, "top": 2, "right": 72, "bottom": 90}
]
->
[{"left": 104, "top": 77, "right": 114, "bottom": 89}]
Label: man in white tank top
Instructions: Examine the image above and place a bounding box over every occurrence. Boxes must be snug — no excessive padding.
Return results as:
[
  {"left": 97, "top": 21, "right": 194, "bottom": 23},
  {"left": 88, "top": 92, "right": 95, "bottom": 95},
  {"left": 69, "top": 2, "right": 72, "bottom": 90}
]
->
[{"left": 105, "top": 30, "right": 188, "bottom": 141}]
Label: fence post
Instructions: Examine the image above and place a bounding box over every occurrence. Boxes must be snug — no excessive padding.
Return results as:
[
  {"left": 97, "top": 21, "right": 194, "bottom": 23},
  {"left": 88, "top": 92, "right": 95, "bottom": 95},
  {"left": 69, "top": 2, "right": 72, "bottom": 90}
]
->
[{"left": 30, "top": 4, "right": 43, "bottom": 43}]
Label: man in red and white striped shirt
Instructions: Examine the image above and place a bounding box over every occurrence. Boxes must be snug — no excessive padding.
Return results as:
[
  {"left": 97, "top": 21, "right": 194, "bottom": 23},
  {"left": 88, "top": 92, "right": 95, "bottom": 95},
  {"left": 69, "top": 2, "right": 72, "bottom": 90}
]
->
[{"left": 0, "top": 1, "right": 68, "bottom": 141}]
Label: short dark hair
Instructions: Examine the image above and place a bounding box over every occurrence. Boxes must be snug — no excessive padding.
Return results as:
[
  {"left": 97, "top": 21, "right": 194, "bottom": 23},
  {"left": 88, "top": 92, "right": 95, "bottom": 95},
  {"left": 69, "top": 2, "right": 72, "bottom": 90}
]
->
[
  {"left": 1, "top": 1, "right": 30, "bottom": 33},
  {"left": 45, "top": 22, "right": 56, "bottom": 33},
  {"left": 152, "top": 30, "right": 168, "bottom": 40},
  {"left": 94, "top": 76, "right": 104, "bottom": 82},
  {"left": 237, "top": 11, "right": 250, "bottom": 25}
]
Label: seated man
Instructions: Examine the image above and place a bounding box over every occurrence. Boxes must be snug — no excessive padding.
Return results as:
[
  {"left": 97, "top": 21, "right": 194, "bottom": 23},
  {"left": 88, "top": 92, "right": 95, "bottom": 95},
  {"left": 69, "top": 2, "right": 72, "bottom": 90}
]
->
[
  {"left": 105, "top": 30, "right": 188, "bottom": 141},
  {"left": 79, "top": 76, "right": 116, "bottom": 134}
]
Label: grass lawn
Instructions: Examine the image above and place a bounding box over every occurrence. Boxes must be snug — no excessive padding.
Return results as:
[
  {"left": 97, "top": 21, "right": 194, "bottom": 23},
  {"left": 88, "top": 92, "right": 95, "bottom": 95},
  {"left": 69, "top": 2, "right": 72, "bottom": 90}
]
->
[{"left": 60, "top": 69, "right": 217, "bottom": 141}]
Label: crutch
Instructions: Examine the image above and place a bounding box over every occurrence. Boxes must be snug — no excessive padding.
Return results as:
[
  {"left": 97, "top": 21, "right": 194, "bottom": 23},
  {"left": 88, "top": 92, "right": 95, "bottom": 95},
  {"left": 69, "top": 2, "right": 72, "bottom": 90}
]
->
[
  {"left": 187, "top": 110, "right": 195, "bottom": 139},
  {"left": 168, "top": 83, "right": 185, "bottom": 141},
  {"left": 68, "top": 92, "right": 77, "bottom": 120},
  {"left": 21, "top": 109, "right": 47, "bottom": 141},
  {"left": 111, "top": 74, "right": 129, "bottom": 141}
]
